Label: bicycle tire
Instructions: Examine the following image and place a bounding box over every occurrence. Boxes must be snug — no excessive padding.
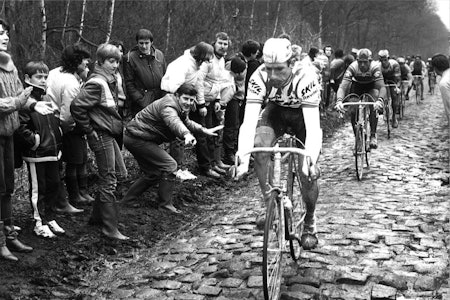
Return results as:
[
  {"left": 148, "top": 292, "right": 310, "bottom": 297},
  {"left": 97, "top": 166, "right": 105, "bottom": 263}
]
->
[
  {"left": 399, "top": 88, "right": 405, "bottom": 120},
  {"left": 385, "top": 103, "right": 391, "bottom": 139},
  {"left": 416, "top": 82, "right": 421, "bottom": 104},
  {"left": 285, "top": 154, "right": 302, "bottom": 261},
  {"left": 362, "top": 104, "right": 371, "bottom": 168},
  {"left": 355, "top": 125, "right": 364, "bottom": 181},
  {"left": 262, "top": 193, "right": 283, "bottom": 300}
]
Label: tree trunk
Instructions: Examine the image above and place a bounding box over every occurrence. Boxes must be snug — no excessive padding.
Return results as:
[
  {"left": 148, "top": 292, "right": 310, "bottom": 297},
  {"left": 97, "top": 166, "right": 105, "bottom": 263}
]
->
[
  {"left": 105, "top": 0, "right": 115, "bottom": 43},
  {"left": 78, "top": 0, "right": 87, "bottom": 43},
  {"left": 249, "top": 0, "right": 255, "bottom": 33},
  {"left": 39, "top": 0, "right": 47, "bottom": 60},
  {"left": 165, "top": 0, "right": 172, "bottom": 54},
  {"left": 61, "top": 0, "right": 70, "bottom": 46},
  {"left": 272, "top": 1, "right": 281, "bottom": 37}
]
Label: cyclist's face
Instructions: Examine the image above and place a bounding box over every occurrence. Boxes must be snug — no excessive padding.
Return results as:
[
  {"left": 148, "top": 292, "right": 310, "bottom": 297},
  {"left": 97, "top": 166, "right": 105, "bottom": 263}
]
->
[
  {"left": 265, "top": 62, "right": 292, "bottom": 88},
  {"left": 380, "top": 57, "right": 389, "bottom": 68},
  {"left": 357, "top": 60, "right": 370, "bottom": 72}
]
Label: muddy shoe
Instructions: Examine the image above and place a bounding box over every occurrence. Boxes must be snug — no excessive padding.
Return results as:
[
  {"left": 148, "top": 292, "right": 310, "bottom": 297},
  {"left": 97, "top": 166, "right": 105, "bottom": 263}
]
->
[
  {"left": 301, "top": 218, "right": 318, "bottom": 250},
  {"left": 369, "top": 135, "right": 378, "bottom": 149}
]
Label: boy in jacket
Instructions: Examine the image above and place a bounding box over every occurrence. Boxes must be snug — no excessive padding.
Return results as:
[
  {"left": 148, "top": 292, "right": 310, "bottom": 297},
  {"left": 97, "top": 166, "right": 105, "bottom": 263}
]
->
[
  {"left": 71, "top": 43, "right": 128, "bottom": 240},
  {"left": 16, "top": 61, "right": 65, "bottom": 239}
]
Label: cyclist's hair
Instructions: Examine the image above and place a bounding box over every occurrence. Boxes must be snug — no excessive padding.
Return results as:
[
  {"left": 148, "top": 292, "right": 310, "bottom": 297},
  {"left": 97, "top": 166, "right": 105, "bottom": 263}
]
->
[
  {"left": 96, "top": 43, "right": 121, "bottom": 64},
  {"left": 24, "top": 61, "right": 49, "bottom": 77},
  {"left": 241, "top": 39, "right": 260, "bottom": 57},
  {"left": 135, "top": 29, "right": 153, "bottom": 42},
  {"left": 175, "top": 83, "right": 197, "bottom": 97},
  {"left": 431, "top": 54, "right": 450, "bottom": 72},
  {"left": 190, "top": 42, "right": 214, "bottom": 64},
  {"left": 61, "top": 44, "right": 91, "bottom": 74},
  {"left": 334, "top": 49, "right": 344, "bottom": 58}
]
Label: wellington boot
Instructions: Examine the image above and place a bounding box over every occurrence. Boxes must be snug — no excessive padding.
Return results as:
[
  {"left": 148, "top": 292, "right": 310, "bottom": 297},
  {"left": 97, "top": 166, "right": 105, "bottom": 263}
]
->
[
  {"left": 99, "top": 202, "right": 129, "bottom": 240},
  {"left": 78, "top": 175, "right": 95, "bottom": 203},
  {"left": 122, "top": 178, "right": 153, "bottom": 203},
  {"left": 0, "top": 246, "right": 18, "bottom": 261},
  {"left": 54, "top": 203, "right": 84, "bottom": 214},
  {"left": 6, "top": 238, "right": 33, "bottom": 253},
  {"left": 158, "top": 176, "right": 176, "bottom": 209},
  {"left": 88, "top": 199, "right": 102, "bottom": 226}
]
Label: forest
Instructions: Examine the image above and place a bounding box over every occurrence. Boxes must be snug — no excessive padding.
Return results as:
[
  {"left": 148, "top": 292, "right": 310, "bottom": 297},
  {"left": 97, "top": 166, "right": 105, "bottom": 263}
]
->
[{"left": 2, "top": 0, "right": 449, "bottom": 72}]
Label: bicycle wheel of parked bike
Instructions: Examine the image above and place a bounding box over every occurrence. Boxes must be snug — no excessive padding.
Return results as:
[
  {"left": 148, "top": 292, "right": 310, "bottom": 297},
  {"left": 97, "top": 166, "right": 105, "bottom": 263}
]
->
[
  {"left": 262, "top": 194, "right": 283, "bottom": 300},
  {"left": 285, "top": 153, "right": 303, "bottom": 261},
  {"left": 355, "top": 125, "right": 365, "bottom": 181}
]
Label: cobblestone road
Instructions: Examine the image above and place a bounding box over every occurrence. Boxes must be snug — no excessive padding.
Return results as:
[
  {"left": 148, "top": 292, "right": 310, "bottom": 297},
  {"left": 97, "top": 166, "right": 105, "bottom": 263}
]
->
[{"left": 82, "top": 91, "right": 449, "bottom": 300}]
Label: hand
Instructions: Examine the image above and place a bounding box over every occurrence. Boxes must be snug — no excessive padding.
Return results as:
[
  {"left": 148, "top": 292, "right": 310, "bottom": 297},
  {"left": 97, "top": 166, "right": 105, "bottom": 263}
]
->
[
  {"left": 184, "top": 133, "right": 197, "bottom": 146},
  {"left": 216, "top": 109, "right": 225, "bottom": 123},
  {"left": 199, "top": 107, "right": 207, "bottom": 117},
  {"left": 214, "top": 102, "right": 221, "bottom": 112},
  {"left": 88, "top": 130, "right": 99, "bottom": 141},
  {"left": 395, "top": 87, "right": 400, "bottom": 94},
  {"left": 335, "top": 101, "right": 345, "bottom": 113},
  {"left": 203, "top": 124, "right": 223, "bottom": 136},
  {"left": 34, "top": 101, "right": 54, "bottom": 115},
  {"left": 301, "top": 157, "right": 321, "bottom": 181},
  {"left": 374, "top": 99, "right": 384, "bottom": 111},
  {"left": 18, "top": 87, "right": 33, "bottom": 103}
]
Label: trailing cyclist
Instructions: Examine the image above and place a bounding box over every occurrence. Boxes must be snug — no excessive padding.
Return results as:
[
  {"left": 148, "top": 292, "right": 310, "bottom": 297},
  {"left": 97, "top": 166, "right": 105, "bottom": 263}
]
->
[
  {"left": 426, "top": 58, "right": 436, "bottom": 94},
  {"left": 378, "top": 49, "right": 401, "bottom": 128},
  {"left": 397, "top": 56, "right": 413, "bottom": 100},
  {"left": 233, "top": 38, "right": 322, "bottom": 250},
  {"left": 408, "top": 54, "right": 427, "bottom": 100},
  {"left": 335, "top": 48, "right": 385, "bottom": 149}
]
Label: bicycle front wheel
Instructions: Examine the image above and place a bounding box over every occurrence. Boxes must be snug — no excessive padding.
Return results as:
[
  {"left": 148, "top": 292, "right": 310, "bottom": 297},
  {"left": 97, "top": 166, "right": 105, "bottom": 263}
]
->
[
  {"left": 416, "top": 83, "right": 421, "bottom": 104},
  {"left": 355, "top": 126, "right": 364, "bottom": 181},
  {"left": 385, "top": 103, "right": 391, "bottom": 139},
  {"left": 399, "top": 89, "right": 405, "bottom": 120},
  {"left": 285, "top": 154, "right": 303, "bottom": 261},
  {"left": 262, "top": 194, "right": 283, "bottom": 300}
]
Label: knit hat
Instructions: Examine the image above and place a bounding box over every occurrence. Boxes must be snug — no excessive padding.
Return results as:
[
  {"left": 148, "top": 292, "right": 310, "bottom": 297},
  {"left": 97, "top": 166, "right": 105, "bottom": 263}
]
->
[{"left": 230, "top": 57, "right": 247, "bottom": 73}]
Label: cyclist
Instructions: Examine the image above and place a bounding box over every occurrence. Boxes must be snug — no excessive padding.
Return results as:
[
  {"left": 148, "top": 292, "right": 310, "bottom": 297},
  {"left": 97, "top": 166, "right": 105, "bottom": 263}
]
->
[
  {"left": 335, "top": 48, "right": 385, "bottom": 149},
  {"left": 426, "top": 58, "right": 436, "bottom": 94},
  {"left": 378, "top": 49, "right": 401, "bottom": 128},
  {"left": 397, "top": 56, "right": 413, "bottom": 100},
  {"left": 408, "top": 54, "right": 426, "bottom": 100},
  {"left": 233, "top": 38, "right": 322, "bottom": 250}
]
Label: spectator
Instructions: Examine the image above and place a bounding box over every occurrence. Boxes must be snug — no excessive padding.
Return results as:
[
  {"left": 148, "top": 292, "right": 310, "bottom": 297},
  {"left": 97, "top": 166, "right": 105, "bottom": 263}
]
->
[
  {"left": 123, "top": 83, "right": 222, "bottom": 212},
  {"left": 222, "top": 55, "right": 247, "bottom": 165},
  {"left": 124, "top": 28, "right": 166, "bottom": 117},
  {"left": 160, "top": 42, "right": 214, "bottom": 181},
  {"left": 0, "top": 19, "right": 54, "bottom": 261},
  {"left": 71, "top": 43, "right": 128, "bottom": 240},
  {"left": 329, "top": 48, "right": 346, "bottom": 93},
  {"left": 46, "top": 44, "right": 92, "bottom": 209},
  {"left": 322, "top": 45, "right": 333, "bottom": 108},
  {"left": 16, "top": 61, "right": 66, "bottom": 239},
  {"left": 241, "top": 39, "right": 261, "bottom": 125}
]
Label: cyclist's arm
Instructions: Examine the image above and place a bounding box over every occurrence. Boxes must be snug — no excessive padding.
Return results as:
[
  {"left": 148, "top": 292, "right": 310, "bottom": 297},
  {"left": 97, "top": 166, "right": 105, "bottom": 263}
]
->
[
  {"left": 336, "top": 78, "right": 351, "bottom": 101},
  {"left": 374, "top": 78, "right": 387, "bottom": 100},
  {"left": 302, "top": 105, "right": 322, "bottom": 164},
  {"left": 236, "top": 100, "right": 261, "bottom": 168}
]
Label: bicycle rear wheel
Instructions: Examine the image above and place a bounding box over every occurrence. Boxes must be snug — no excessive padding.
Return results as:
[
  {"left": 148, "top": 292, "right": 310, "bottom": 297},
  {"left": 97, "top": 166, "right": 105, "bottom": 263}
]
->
[
  {"left": 262, "top": 194, "right": 283, "bottom": 300},
  {"left": 385, "top": 102, "right": 391, "bottom": 139},
  {"left": 285, "top": 154, "right": 303, "bottom": 261},
  {"left": 355, "top": 126, "right": 364, "bottom": 181}
]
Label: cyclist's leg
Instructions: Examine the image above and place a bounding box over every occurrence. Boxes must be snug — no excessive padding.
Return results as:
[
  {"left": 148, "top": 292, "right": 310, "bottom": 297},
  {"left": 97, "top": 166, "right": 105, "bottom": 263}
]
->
[
  {"left": 420, "top": 78, "right": 424, "bottom": 99},
  {"left": 390, "top": 86, "right": 399, "bottom": 127},
  {"left": 368, "top": 88, "right": 380, "bottom": 147}
]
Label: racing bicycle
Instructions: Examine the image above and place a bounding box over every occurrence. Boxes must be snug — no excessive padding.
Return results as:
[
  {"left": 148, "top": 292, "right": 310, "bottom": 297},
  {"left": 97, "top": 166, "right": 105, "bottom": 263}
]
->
[
  {"left": 429, "top": 71, "right": 436, "bottom": 95},
  {"left": 399, "top": 80, "right": 409, "bottom": 119},
  {"left": 240, "top": 133, "right": 310, "bottom": 300},
  {"left": 413, "top": 75, "right": 423, "bottom": 104},
  {"left": 341, "top": 93, "right": 376, "bottom": 180}
]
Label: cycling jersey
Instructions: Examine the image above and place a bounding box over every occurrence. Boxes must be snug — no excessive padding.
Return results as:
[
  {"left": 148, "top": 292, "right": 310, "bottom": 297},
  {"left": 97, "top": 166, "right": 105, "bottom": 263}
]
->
[
  {"left": 342, "top": 60, "right": 384, "bottom": 84},
  {"left": 247, "top": 61, "right": 321, "bottom": 108},
  {"left": 380, "top": 59, "right": 401, "bottom": 83},
  {"left": 399, "top": 64, "right": 412, "bottom": 81}
]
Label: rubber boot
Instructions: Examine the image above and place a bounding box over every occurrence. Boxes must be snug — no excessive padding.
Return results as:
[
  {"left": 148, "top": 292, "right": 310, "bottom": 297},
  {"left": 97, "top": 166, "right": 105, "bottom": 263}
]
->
[
  {"left": 88, "top": 196, "right": 102, "bottom": 226},
  {"left": 122, "top": 178, "right": 153, "bottom": 203},
  {"left": 0, "top": 221, "right": 18, "bottom": 261},
  {"left": 65, "top": 175, "right": 84, "bottom": 204},
  {"left": 157, "top": 175, "right": 180, "bottom": 214},
  {"left": 5, "top": 226, "right": 33, "bottom": 253},
  {"left": 78, "top": 175, "right": 95, "bottom": 203},
  {"left": 99, "top": 202, "right": 129, "bottom": 240},
  {"left": 53, "top": 182, "right": 84, "bottom": 214}
]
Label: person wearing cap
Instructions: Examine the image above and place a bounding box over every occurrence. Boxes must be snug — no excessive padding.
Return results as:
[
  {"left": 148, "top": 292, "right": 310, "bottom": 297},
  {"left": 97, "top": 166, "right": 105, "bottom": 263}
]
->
[
  {"left": 408, "top": 54, "right": 427, "bottom": 100},
  {"left": 160, "top": 42, "right": 214, "bottom": 181},
  {"left": 397, "top": 56, "right": 413, "bottom": 100},
  {"left": 335, "top": 48, "right": 386, "bottom": 149},
  {"left": 378, "top": 49, "right": 401, "bottom": 128},
  {"left": 234, "top": 37, "right": 322, "bottom": 250},
  {"left": 221, "top": 55, "right": 247, "bottom": 165}
]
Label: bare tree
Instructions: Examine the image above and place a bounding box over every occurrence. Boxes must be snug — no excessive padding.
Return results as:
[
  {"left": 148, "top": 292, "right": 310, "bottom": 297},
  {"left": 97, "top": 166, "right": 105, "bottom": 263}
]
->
[
  {"left": 165, "top": 0, "right": 172, "bottom": 54},
  {"left": 61, "top": 0, "right": 70, "bottom": 46},
  {"left": 272, "top": 1, "right": 281, "bottom": 37},
  {"left": 78, "top": 0, "right": 87, "bottom": 43},
  {"left": 39, "top": 0, "right": 47, "bottom": 59},
  {"left": 105, "top": 0, "right": 115, "bottom": 42}
]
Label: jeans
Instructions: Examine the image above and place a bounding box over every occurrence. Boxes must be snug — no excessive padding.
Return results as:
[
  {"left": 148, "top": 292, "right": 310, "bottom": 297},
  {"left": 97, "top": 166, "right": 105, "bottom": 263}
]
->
[
  {"left": 87, "top": 131, "right": 117, "bottom": 204},
  {"left": 223, "top": 98, "right": 240, "bottom": 162},
  {"left": 189, "top": 109, "right": 212, "bottom": 172}
]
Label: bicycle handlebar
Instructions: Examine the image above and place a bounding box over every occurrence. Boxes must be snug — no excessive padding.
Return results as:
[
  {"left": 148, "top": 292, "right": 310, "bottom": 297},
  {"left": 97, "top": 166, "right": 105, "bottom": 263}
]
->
[
  {"left": 342, "top": 102, "right": 377, "bottom": 107},
  {"left": 242, "top": 146, "right": 310, "bottom": 158}
]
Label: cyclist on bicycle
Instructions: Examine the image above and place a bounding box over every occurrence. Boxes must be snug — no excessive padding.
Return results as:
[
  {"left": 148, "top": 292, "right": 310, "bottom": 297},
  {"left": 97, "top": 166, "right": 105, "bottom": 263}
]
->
[
  {"left": 397, "top": 56, "right": 413, "bottom": 100},
  {"left": 233, "top": 38, "right": 322, "bottom": 250},
  {"left": 335, "top": 48, "right": 385, "bottom": 149},
  {"left": 427, "top": 58, "right": 436, "bottom": 94},
  {"left": 378, "top": 49, "right": 401, "bottom": 128},
  {"left": 408, "top": 54, "right": 426, "bottom": 100}
]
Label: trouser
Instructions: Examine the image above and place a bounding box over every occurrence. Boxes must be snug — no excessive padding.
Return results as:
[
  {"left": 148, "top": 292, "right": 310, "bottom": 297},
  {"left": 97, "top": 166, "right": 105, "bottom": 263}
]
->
[
  {"left": 222, "top": 98, "right": 240, "bottom": 163},
  {"left": 189, "top": 108, "right": 212, "bottom": 172},
  {"left": 113, "top": 139, "right": 128, "bottom": 178},
  {"left": 204, "top": 103, "right": 222, "bottom": 165},
  {"left": 27, "top": 161, "right": 60, "bottom": 225},
  {"left": 87, "top": 131, "right": 117, "bottom": 204},
  {"left": 169, "top": 138, "right": 185, "bottom": 168},
  {"left": 0, "top": 136, "right": 18, "bottom": 240}
]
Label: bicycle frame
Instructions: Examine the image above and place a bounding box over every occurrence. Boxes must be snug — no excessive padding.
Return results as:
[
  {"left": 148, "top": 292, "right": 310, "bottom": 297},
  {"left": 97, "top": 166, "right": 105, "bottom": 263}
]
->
[
  {"left": 384, "top": 81, "right": 398, "bottom": 138},
  {"left": 413, "top": 75, "right": 423, "bottom": 104}
]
